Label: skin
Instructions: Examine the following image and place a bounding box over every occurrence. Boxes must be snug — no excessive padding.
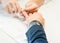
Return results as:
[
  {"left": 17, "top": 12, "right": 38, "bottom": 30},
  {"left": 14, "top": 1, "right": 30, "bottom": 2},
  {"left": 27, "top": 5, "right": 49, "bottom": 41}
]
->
[
  {"left": 4, "top": 0, "right": 44, "bottom": 14},
  {"left": 30, "top": 0, "right": 44, "bottom": 7},
  {"left": 1, "top": 0, "right": 45, "bottom": 25},
  {"left": 5, "top": 0, "right": 21, "bottom": 14},
  {"left": 22, "top": 11, "right": 45, "bottom": 26},
  {"left": 24, "top": 0, "right": 44, "bottom": 13},
  {"left": 0, "top": 0, "right": 45, "bottom": 26}
]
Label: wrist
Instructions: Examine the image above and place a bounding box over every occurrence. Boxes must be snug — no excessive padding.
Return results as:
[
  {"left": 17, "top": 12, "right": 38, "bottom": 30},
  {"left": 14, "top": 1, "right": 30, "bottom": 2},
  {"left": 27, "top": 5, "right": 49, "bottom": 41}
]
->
[{"left": 30, "top": 19, "right": 44, "bottom": 26}]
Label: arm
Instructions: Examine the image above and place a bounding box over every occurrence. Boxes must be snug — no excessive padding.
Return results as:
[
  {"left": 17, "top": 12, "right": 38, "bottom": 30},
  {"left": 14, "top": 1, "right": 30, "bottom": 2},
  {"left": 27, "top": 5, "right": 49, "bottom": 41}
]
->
[
  {"left": 22, "top": 11, "right": 48, "bottom": 43},
  {"left": 26, "top": 22, "right": 48, "bottom": 43}
]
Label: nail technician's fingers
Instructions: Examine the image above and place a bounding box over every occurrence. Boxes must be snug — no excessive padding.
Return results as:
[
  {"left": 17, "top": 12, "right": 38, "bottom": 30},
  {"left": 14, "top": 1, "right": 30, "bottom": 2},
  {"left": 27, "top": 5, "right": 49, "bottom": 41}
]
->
[
  {"left": 15, "top": 2, "right": 21, "bottom": 13},
  {"left": 6, "top": 4, "right": 12, "bottom": 14},
  {"left": 5, "top": 5, "right": 10, "bottom": 14},
  {"left": 22, "top": 11, "right": 28, "bottom": 18},
  {"left": 5, "top": 1, "right": 21, "bottom": 14},
  {"left": 10, "top": 2, "right": 16, "bottom": 13}
]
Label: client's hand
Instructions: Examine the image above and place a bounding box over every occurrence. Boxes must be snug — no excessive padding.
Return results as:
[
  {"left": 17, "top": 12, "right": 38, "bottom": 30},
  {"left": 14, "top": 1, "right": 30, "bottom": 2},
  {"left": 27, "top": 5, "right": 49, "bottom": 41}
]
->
[
  {"left": 22, "top": 11, "right": 45, "bottom": 26},
  {"left": 5, "top": 0, "right": 21, "bottom": 14},
  {"left": 24, "top": 1, "right": 38, "bottom": 14}
]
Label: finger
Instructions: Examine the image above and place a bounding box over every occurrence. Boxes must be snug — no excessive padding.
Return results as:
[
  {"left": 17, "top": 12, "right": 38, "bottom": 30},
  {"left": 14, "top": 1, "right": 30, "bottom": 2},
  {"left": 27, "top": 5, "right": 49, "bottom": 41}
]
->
[
  {"left": 9, "top": 2, "right": 16, "bottom": 13},
  {"left": 22, "top": 11, "right": 28, "bottom": 18},
  {"left": 6, "top": 4, "right": 12, "bottom": 14},
  {"left": 5, "top": 4, "right": 11, "bottom": 14},
  {"left": 15, "top": 2, "right": 21, "bottom": 13},
  {"left": 9, "top": 2, "right": 13, "bottom": 8},
  {"left": 33, "top": 12, "right": 38, "bottom": 14},
  {"left": 24, "top": 8, "right": 38, "bottom": 15},
  {"left": 28, "top": 8, "right": 38, "bottom": 13}
]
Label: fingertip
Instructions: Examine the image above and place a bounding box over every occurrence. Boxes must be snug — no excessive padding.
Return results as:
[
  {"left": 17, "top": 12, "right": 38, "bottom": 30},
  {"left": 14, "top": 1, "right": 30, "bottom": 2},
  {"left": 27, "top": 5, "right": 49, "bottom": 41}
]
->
[
  {"left": 33, "top": 12, "right": 37, "bottom": 14},
  {"left": 29, "top": 13, "right": 32, "bottom": 16},
  {"left": 24, "top": 8, "right": 29, "bottom": 11},
  {"left": 22, "top": 11, "right": 28, "bottom": 18}
]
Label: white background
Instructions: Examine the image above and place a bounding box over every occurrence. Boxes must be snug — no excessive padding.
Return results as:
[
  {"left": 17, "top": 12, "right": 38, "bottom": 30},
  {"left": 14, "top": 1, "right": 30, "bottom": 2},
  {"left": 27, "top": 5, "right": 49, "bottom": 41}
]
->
[{"left": 39, "top": 0, "right": 60, "bottom": 43}]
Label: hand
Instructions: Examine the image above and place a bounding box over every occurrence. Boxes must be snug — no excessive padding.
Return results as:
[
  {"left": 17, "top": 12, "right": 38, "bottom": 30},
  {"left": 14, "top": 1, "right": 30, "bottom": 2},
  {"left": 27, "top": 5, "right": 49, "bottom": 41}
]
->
[
  {"left": 24, "top": 1, "right": 39, "bottom": 14},
  {"left": 22, "top": 11, "right": 45, "bottom": 26},
  {"left": 5, "top": 0, "right": 21, "bottom": 14}
]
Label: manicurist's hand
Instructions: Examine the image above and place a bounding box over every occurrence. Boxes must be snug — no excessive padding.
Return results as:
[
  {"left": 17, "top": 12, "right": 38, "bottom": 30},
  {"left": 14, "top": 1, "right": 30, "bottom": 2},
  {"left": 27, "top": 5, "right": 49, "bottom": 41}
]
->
[{"left": 5, "top": 0, "right": 21, "bottom": 14}]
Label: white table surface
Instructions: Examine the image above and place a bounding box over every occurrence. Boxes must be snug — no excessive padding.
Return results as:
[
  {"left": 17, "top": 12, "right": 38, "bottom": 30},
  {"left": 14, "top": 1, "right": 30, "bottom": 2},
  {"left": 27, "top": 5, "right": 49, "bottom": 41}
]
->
[
  {"left": 0, "top": 16, "right": 28, "bottom": 43},
  {"left": 0, "top": 0, "right": 28, "bottom": 43}
]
